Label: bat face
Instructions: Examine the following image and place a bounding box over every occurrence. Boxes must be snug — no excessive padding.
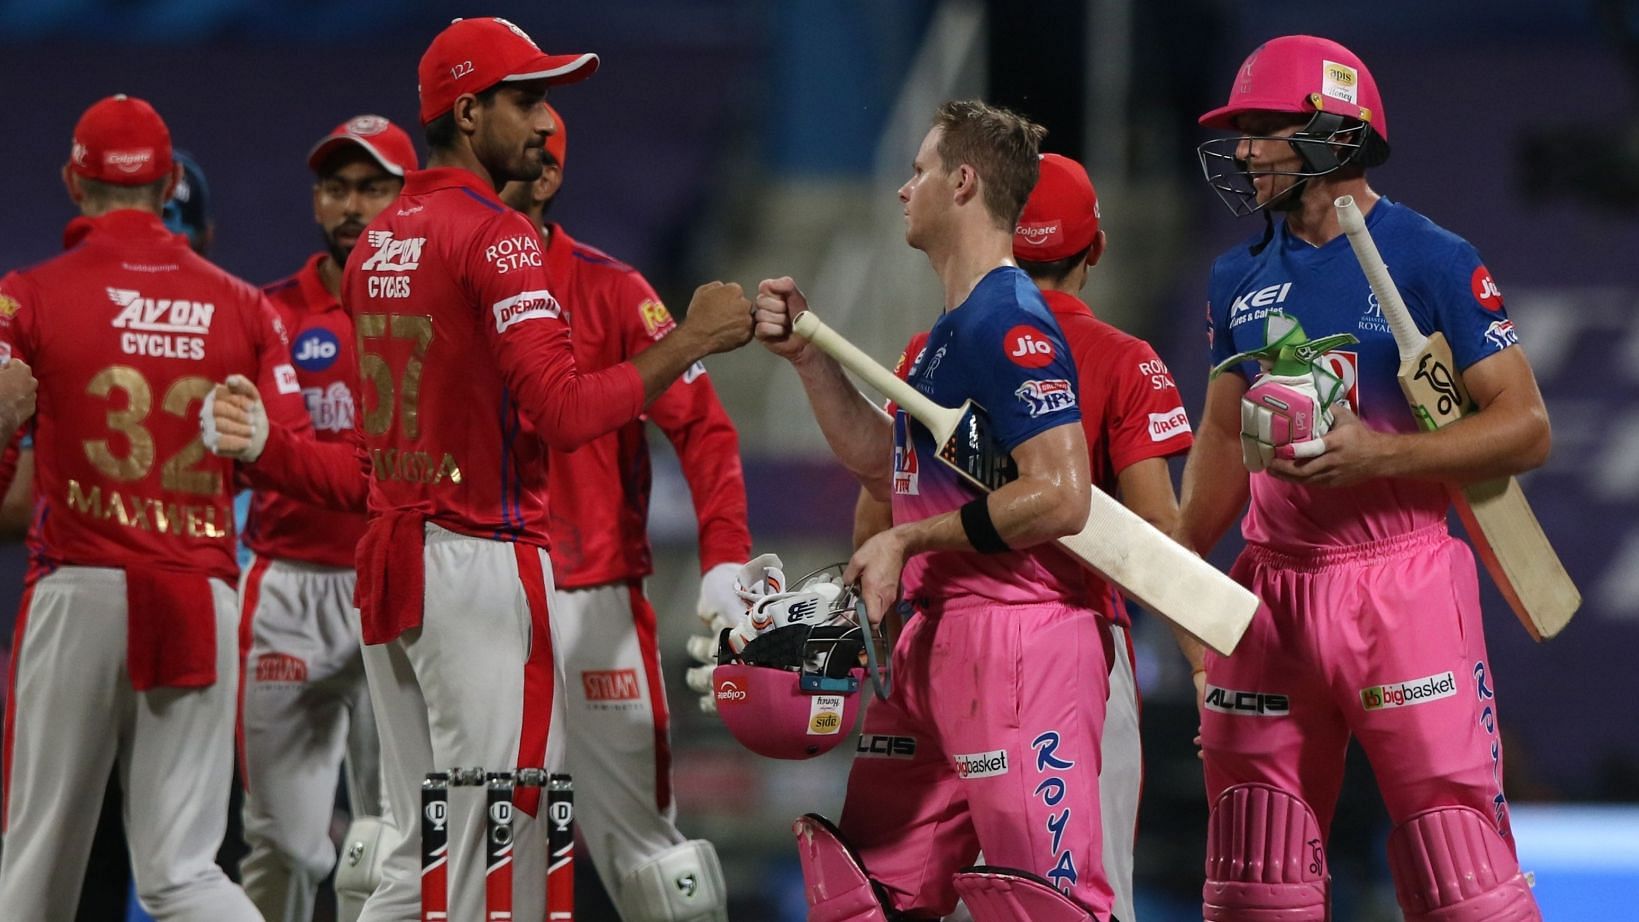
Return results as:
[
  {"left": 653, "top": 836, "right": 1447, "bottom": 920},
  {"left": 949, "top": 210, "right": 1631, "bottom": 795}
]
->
[
  {"left": 1397, "top": 332, "right": 1474, "bottom": 431},
  {"left": 934, "top": 402, "right": 1018, "bottom": 492}
]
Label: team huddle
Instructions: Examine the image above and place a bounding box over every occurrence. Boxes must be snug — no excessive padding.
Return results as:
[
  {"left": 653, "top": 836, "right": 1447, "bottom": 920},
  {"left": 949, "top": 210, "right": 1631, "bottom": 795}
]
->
[{"left": 0, "top": 17, "right": 1556, "bottom": 922}]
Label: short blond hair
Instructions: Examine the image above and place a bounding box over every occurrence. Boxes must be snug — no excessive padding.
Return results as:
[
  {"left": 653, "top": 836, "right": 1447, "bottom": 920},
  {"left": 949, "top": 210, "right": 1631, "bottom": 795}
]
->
[{"left": 933, "top": 99, "right": 1046, "bottom": 230}]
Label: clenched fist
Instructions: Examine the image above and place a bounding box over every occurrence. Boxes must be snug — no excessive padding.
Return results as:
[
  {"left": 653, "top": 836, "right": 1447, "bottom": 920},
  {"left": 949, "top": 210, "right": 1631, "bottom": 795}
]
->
[
  {"left": 754, "top": 277, "right": 814, "bottom": 362},
  {"left": 0, "top": 359, "right": 38, "bottom": 436},
  {"left": 200, "top": 374, "right": 269, "bottom": 462},
  {"left": 681, "top": 281, "right": 754, "bottom": 355}
]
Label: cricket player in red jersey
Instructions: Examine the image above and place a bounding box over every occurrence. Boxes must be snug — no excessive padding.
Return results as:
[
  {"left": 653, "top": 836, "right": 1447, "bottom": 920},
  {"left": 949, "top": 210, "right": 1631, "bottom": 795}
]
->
[
  {"left": 237, "top": 115, "right": 418, "bottom": 922},
  {"left": 856, "top": 153, "right": 1200, "bottom": 922},
  {"left": 204, "top": 18, "right": 754, "bottom": 922},
  {"left": 500, "top": 106, "right": 745, "bottom": 921},
  {"left": 0, "top": 94, "right": 311, "bottom": 920}
]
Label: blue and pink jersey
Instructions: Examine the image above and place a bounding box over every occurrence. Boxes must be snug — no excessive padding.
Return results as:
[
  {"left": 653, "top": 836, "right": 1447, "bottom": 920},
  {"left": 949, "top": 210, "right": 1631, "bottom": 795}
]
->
[
  {"left": 891, "top": 266, "right": 1088, "bottom": 607},
  {"left": 1207, "top": 198, "right": 1520, "bottom": 552}
]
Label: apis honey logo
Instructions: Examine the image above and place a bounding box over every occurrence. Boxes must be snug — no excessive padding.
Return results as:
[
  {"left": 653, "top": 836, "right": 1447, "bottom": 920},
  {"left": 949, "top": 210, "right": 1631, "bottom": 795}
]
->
[{"left": 808, "top": 695, "right": 844, "bottom": 735}]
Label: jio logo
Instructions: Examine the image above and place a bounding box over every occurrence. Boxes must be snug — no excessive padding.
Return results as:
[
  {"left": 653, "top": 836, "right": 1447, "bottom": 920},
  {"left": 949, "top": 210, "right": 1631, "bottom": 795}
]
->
[{"left": 292, "top": 327, "right": 340, "bottom": 372}]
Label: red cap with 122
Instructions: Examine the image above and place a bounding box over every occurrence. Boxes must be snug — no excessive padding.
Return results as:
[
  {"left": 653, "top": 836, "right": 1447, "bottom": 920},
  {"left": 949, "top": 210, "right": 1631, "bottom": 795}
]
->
[
  {"left": 1013, "top": 153, "right": 1101, "bottom": 263},
  {"left": 417, "top": 17, "right": 599, "bottom": 126},
  {"left": 67, "top": 94, "right": 174, "bottom": 186}
]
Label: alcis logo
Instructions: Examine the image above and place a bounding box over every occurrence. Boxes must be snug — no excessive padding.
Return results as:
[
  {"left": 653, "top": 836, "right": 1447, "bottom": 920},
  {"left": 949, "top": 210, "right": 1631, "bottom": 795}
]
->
[
  {"left": 1204, "top": 685, "right": 1290, "bottom": 716},
  {"left": 359, "top": 231, "right": 425, "bottom": 272}
]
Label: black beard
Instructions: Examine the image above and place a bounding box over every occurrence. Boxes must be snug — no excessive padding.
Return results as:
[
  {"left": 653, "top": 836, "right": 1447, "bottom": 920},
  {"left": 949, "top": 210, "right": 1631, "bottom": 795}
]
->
[{"left": 322, "top": 224, "right": 362, "bottom": 268}]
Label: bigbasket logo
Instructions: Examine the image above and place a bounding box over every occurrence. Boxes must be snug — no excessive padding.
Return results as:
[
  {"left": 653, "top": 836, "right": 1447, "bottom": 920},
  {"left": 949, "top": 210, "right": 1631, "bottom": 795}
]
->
[
  {"left": 581, "top": 669, "right": 641, "bottom": 702},
  {"left": 954, "top": 749, "right": 1009, "bottom": 780},
  {"left": 1360, "top": 671, "right": 1457, "bottom": 711}
]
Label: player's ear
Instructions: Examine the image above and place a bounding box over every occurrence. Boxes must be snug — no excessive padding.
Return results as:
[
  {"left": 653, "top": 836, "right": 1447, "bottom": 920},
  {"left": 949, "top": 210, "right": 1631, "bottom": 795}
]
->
[
  {"left": 62, "top": 165, "right": 84, "bottom": 205},
  {"left": 1086, "top": 230, "right": 1107, "bottom": 270},
  {"left": 952, "top": 163, "right": 980, "bottom": 206},
  {"left": 453, "top": 93, "right": 482, "bottom": 136},
  {"left": 536, "top": 162, "right": 562, "bottom": 204}
]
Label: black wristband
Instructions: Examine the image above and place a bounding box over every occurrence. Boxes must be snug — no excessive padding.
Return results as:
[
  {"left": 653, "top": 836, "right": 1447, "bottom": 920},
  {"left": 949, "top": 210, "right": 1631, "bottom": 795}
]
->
[{"left": 960, "top": 497, "right": 1010, "bottom": 554}]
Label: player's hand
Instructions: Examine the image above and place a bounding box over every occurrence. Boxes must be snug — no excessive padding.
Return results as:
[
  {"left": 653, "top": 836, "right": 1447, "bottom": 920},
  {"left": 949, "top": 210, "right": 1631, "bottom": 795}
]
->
[
  {"left": 754, "top": 277, "right": 815, "bottom": 362},
  {"left": 843, "top": 528, "right": 907, "bottom": 627},
  {"left": 0, "top": 359, "right": 38, "bottom": 432},
  {"left": 1239, "top": 371, "right": 1333, "bottom": 472},
  {"left": 1265, "top": 404, "right": 1391, "bottom": 488},
  {"left": 1192, "top": 667, "right": 1208, "bottom": 761},
  {"left": 201, "top": 374, "right": 270, "bottom": 462},
  {"left": 681, "top": 281, "right": 754, "bottom": 355}
]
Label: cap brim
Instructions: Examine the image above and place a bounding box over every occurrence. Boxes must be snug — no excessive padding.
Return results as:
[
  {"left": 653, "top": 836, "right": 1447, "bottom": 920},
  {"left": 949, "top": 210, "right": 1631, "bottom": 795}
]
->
[
  {"left": 1199, "top": 95, "right": 1317, "bottom": 129},
  {"left": 503, "top": 51, "right": 599, "bottom": 87},
  {"left": 306, "top": 136, "right": 406, "bottom": 177}
]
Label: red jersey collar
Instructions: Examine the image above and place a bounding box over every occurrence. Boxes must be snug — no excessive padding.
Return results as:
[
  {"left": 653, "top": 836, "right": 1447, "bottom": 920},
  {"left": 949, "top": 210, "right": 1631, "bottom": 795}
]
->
[
  {"left": 402, "top": 167, "right": 508, "bottom": 207},
  {"left": 62, "top": 208, "right": 184, "bottom": 251},
  {"left": 1040, "top": 287, "right": 1097, "bottom": 320},
  {"left": 543, "top": 221, "right": 575, "bottom": 286},
  {"left": 296, "top": 252, "right": 344, "bottom": 315}
]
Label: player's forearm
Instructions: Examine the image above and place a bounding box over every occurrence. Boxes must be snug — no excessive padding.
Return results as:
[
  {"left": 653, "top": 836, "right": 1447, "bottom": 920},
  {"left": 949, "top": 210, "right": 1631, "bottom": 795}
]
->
[
  {"left": 852, "top": 487, "right": 893, "bottom": 551},
  {"left": 242, "top": 423, "right": 370, "bottom": 513},
  {"left": 1372, "top": 391, "right": 1551, "bottom": 484},
  {"left": 788, "top": 348, "right": 894, "bottom": 495},
  {"left": 1169, "top": 623, "right": 1207, "bottom": 674},
  {"left": 630, "top": 329, "right": 715, "bottom": 403},
  {"left": 1175, "top": 429, "right": 1249, "bottom": 556},
  {"left": 897, "top": 473, "right": 1086, "bottom": 557}
]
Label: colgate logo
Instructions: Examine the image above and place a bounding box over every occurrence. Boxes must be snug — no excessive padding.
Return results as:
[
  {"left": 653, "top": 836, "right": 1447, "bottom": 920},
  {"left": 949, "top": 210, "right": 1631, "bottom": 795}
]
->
[
  {"left": 1015, "top": 220, "right": 1060, "bottom": 246},
  {"left": 714, "top": 680, "right": 748, "bottom": 703},
  {"left": 104, "top": 149, "right": 155, "bottom": 174}
]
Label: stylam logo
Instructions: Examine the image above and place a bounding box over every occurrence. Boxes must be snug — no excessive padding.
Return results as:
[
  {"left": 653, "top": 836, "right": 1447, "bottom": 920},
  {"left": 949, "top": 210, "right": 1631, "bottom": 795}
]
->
[
  {"left": 954, "top": 749, "right": 1009, "bottom": 780},
  {"left": 1148, "top": 408, "right": 1191, "bottom": 442},
  {"left": 492, "top": 290, "right": 562, "bottom": 333},
  {"left": 1360, "top": 671, "right": 1457, "bottom": 711},
  {"left": 1204, "top": 685, "right": 1290, "bottom": 716},
  {"left": 359, "top": 231, "right": 425, "bottom": 272},
  {"left": 255, "top": 652, "right": 308, "bottom": 684},
  {"left": 1004, "top": 326, "right": 1056, "bottom": 368},
  {"left": 1229, "top": 282, "right": 1292, "bottom": 326},
  {"left": 714, "top": 680, "right": 748, "bottom": 703},
  {"left": 107, "top": 287, "right": 216, "bottom": 334},
  {"left": 582, "top": 669, "right": 641, "bottom": 701},
  {"left": 856, "top": 735, "right": 917, "bottom": 759}
]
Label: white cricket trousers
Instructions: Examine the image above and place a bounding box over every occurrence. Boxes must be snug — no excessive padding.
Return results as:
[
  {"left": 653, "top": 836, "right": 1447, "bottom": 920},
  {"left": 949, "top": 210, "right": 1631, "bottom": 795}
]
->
[
  {"left": 0, "top": 566, "right": 260, "bottom": 921},
  {"left": 357, "top": 524, "right": 566, "bottom": 922},
  {"left": 238, "top": 554, "right": 383, "bottom": 922},
  {"left": 1101, "top": 623, "right": 1141, "bottom": 922},
  {"left": 554, "top": 582, "right": 685, "bottom": 897}
]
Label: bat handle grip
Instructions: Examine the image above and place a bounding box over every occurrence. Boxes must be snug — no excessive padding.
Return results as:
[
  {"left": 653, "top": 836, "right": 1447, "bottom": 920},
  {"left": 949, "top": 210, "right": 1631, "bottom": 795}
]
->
[
  {"left": 791, "top": 311, "right": 943, "bottom": 419},
  {"left": 1334, "top": 194, "right": 1423, "bottom": 362}
]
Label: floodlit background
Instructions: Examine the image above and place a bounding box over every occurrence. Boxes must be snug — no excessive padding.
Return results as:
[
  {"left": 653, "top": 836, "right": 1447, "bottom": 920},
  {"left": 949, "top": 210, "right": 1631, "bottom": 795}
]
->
[{"left": 1, "top": 1, "right": 1636, "bottom": 919}]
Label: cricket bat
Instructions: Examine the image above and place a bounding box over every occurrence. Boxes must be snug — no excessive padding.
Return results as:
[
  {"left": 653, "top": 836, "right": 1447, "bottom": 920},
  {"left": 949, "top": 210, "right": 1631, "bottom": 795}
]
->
[
  {"left": 1334, "top": 194, "right": 1579, "bottom": 640},
  {"left": 791, "top": 310, "right": 1257, "bottom": 656}
]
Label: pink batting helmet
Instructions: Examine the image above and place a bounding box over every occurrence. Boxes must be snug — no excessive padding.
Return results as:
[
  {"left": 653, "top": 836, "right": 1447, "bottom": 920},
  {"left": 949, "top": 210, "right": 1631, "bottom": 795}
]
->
[
  {"left": 710, "top": 569, "right": 893, "bottom": 760},
  {"left": 1199, "top": 34, "right": 1387, "bottom": 143}
]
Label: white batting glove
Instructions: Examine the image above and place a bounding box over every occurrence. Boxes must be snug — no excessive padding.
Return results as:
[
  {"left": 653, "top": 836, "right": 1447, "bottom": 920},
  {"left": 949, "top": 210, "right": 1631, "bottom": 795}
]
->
[
  {"left": 696, "top": 562, "right": 744, "bottom": 635},
  {"left": 200, "top": 374, "right": 269, "bottom": 462},
  {"left": 1239, "top": 362, "right": 1347, "bottom": 472}
]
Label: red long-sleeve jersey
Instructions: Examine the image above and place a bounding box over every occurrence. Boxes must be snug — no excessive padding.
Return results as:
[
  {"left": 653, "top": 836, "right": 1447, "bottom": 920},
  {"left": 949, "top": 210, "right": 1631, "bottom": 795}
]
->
[
  {"left": 0, "top": 210, "right": 311, "bottom": 582},
  {"left": 242, "top": 254, "right": 366, "bottom": 568},
  {"left": 541, "top": 224, "right": 750, "bottom": 588}
]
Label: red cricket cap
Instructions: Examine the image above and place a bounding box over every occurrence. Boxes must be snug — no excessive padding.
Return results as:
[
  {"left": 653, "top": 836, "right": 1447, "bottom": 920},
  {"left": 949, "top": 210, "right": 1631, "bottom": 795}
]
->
[
  {"left": 67, "top": 94, "right": 173, "bottom": 186},
  {"left": 544, "top": 102, "right": 567, "bottom": 169},
  {"left": 307, "top": 114, "right": 420, "bottom": 177},
  {"left": 1198, "top": 35, "right": 1387, "bottom": 141},
  {"left": 417, "top": 17, "right": 599, "bottom": 126},
  {"left": 1013, "top": 153, "right": 1101, "bottom": 263}
]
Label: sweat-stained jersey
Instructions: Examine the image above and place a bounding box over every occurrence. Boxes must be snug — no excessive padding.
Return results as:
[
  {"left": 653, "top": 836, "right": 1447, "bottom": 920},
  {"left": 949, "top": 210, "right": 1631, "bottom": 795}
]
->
[
  {"left": 338, "top": 168, "right": 646, "bottom": 546},
  {"left": 1207, "top": 198, "right": 1518, "bottom": 552},
  {"left": 891, "top": 266, "right": 1087, "bottom": 606},
  {"left": 895, "top": 290, "right": 1194, "bottom": 627},
  {"left": 0, "top": 210, "right": 310, "bottom": 582},
  {"left": 540, "top": 223, "right": 749, "bottom": 588},
  {"left": 243, "top": 254, "right": 365, "bottom": 568}
]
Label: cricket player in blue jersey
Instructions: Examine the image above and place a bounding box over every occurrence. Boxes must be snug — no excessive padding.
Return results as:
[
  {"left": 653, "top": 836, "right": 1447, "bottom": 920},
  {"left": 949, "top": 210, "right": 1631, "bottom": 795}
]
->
[{"left": 1179, "top": 35, "right": 1548, "bottom": 921}]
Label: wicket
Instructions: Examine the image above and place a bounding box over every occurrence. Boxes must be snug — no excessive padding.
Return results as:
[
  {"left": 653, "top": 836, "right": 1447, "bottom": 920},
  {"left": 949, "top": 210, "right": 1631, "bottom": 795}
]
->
[{"left": 421, "top": 768, "right": 575, "bottom": 922}]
